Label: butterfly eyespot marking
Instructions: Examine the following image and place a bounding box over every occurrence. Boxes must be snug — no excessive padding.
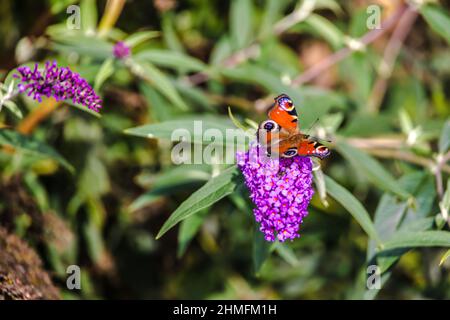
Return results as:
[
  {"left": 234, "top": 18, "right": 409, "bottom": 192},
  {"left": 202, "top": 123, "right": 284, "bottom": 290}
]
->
[
  {"left": 260, "top": 120, "right": 280, "bottom": 132},
  {"left": 315, "top": 146, "right": 330, "bottom": 159},
  {"left": 275, "top": 94, "right": 295, "bottom": 111},
  {"left": 283, "top": 148, "right": 298, "bottom": 158}
]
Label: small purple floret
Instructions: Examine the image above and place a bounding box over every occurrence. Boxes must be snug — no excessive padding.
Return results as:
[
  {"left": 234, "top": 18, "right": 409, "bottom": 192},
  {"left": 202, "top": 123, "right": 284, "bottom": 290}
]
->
[
  {"left": 113, "top": 41, "right": 131, "bottom": 59},
  {"left": 236, "top": 144, "right": 314, "bottom": 242},
  {"left": 14, "top": 61, "right": 102, "bottom": 112}
]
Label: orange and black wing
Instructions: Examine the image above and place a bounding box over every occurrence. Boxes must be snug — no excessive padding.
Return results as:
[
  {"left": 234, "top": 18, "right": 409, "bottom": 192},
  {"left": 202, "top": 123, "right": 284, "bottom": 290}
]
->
[
  {"left": 257, "top": 94, "right": 298, "bottom": 146},
  {"left": 272, "top": 134, "right": 331, "bottom": 159},
  {"left": 268, "top": 94, "right": 299, "bottom": 134}
]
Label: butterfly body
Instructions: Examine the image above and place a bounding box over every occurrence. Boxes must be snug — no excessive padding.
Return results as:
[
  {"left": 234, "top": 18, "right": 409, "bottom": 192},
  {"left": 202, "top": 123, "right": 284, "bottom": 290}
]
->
[{"left": 257, "top": 94, "right": 330, "bottom": 160}]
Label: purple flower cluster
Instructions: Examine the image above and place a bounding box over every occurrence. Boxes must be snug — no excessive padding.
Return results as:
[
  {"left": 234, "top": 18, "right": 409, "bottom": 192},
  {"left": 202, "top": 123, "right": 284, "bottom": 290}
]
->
[
  {"left": 113, "top": 41, "right": 131, "bottom": 59},
  {"left": 14, "top": 61, "right": 102, "bottom": 112},
  {"left": 236, "top": 144, "right": 314, "bottom": 242}
]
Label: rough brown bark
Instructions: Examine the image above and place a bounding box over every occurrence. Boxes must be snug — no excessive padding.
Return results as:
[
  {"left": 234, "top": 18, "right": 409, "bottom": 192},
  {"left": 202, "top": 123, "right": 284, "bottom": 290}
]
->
[{"left": 0, "top": 227, "right": 60, "bottom": 300}]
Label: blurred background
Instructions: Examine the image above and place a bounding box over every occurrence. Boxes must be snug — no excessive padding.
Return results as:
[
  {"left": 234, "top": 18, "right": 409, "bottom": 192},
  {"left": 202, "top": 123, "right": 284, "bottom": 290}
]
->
[{"left": 0, "top": 0, "right": 449, "bottom": 299}]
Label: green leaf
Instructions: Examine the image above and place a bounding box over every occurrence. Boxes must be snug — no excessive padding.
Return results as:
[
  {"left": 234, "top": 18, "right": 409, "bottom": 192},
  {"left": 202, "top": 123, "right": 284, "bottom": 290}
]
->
[
  {"left": 253, "top": 224, "right": 271, "bottom": 274},
  {"left": 441, "top": 178, "right": 450, "bottom": 219},
  {"left": 94, "top": 58, "right": 114, "bottom": 92},
  {"left": 162, "top": 12, "right": 185, "bottom": 53},
  {"left": 124, "top": 30, "right": 160, "bottom": 48},
  {"left": 341, "top": 52, "right": 373, "bottom": 106},
  {"left": 64, "top": 100, "right": 102, "bottom": 118},
  {"left": 274, "top": 242, "right": 300, "bottom": 267},
  {"left": 129, "top": 165, "right": 211, "bottom": 212},
  {"left": 124, "top": 116, "right": 249, "bottom": 147},
  {"left": 421, "top": 5, "right": 450, "bottom": 45},
  {"left": 230, "top": 0, "right": 253, "bottom": 49},
  {"left": 368, "top": 172, "right": 436, "bottom": 275},
  {"left": 336, "top": 141, "right": 410, "bottom": 199},
  {"left": 156, "top": 166, "right": 241, "bottom": 239},
  {"left": 221, "top": 65, "right": 346, "bottom": 128},
  {"left": 305, "top": 14, "right": 345, "bottom": 48},
  {"left": 325, "top": 175, "right": 382, "bottom": 245},
  {"left": 313, "top": 166, "right": 328, "bottom": 207},
  {"left": 2, "top": 100, "right": 23, "bottom": 119},
  {"left": 132, "top": 61, "right": 189, "bottom": 111},
  {"left": 52, "top": 35, "right": 112, "bottom": 59},
  {"left": 50, "top": 0, "right": 77, "bottom": 14},
  {"left": 258, "top": 0, "right": 288, "bottom": 39},
  {"left": 439, "top": 120, "right": 450, "bottom": 153},
  {"left": 80, "top": 0, "right": 98, "bottom": 34},
  {"left": 209, "top": 36, "right": 233, "bottom": 65},
  {"left": 139, "top": 82, "right": 178, "bottom": 122},
  {"left": 177, "top": 209, "right": 209, "bottom": 258},
  {"left": 382, "top": 231, "right": 450, "bottom": 250},
  {"left": 228, "top": 107, "right": 248, "bottom": 131},
  {"left": 78, "top": 154, "right": 110, "bottom": 199},
  {"left": 135, "top": 49, "right": 207, "bottom": 73},
  {"left": 439, "top": 249, "right": 450, "bottom": 266},
  {"left": 83, "top": 219, "right": 104, "bottom": 263},
  {"left": 0, "top": 129, "right": 74, "bottom": 173}
]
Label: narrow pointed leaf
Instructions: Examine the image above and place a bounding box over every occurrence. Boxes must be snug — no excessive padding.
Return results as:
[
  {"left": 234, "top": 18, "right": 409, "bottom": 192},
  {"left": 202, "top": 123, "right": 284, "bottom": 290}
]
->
[
  {"left": 156, "top": 166, "right": 241, "bottom": 239},
  {"left": 325, "top": 175, "right": 381, "bottom": 245}
]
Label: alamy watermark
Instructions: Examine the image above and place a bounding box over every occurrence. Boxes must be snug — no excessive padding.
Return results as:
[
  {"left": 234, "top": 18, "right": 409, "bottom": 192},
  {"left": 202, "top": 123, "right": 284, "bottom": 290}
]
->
[
  {"left": 66, "top": 5, "right": 81, "bottom": 30},
  {"left": 66, "top": 265, "right": 81, "bottom": 290},
  {"left": 366, "top": 264, "right": 381, "bottom": 290},
  {"left": 366, "top": 5, "right": 382, "bottom": 30},
  {"left": 170, "top": 121, "right": 253, "bottom": 165}
]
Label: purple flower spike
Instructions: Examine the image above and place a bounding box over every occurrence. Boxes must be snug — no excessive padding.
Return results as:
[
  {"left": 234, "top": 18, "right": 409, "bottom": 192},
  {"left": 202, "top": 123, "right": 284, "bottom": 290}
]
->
[
  {"left": 236, "top": 144, "right": 314, "bottom": 242},
  {"left": 14, "top": 61, "right": 102, "bottom": 112},
  {"left": 113, "top": 41, "right": 131, "bottom": 59}
]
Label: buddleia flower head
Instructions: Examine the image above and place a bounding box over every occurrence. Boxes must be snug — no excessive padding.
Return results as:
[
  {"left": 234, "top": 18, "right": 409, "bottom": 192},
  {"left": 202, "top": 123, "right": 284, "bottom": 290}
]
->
[
  {"left": 14, "top": 61, "right": 102, "bottom": 112},
  {"left": 113, "top": 41, "right": 131, "bottom": 59},
  {"left": 236, "top": 144, "right": 314, "bottom": 242}
]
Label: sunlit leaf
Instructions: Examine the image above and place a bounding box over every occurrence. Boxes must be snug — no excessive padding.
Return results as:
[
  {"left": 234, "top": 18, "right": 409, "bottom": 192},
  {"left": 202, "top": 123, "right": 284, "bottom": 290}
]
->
[
  {"left": 382, "top": 231, "right": 450, "bottom": 250},
  {"left": 2, "top": 100, "right": 23, "bottom": 119},
  {"left": 124, "top": 30, "right": 160, "bottom": 48},
  {"left": 156, "top": 166, "right": 241, "bottom": 239},
  {"left": 421, "top": 5, "right": 450, "bottom": 45},
  {"left": 94, "top": 58, "right": 114, "bottom": 91},
  {"left": 124, "top": 116, "right": 249, "bottom": 147},
  {"left": 439, "top": 249, "right": 450, "bottom": 266},
  {"left": 51, "top": 35, "right": 112, "bottom": 59},
  {"left": 80, "top": 0, "right": 98, "bottom": 35},
  {"left": 439, "top": 120, "right": 450, "bottom": 153},
  {"left": 132, "top": 61, "right": 189, "bottom": 111},
  {"left": 230, "top": 0, "right": 253, "bottom": 49},
  {"left": 305, "top": 14, "right": 345, "bottom": 48},
  {"left": 135, "top": 49, "right": 207, "bottom": 73}
]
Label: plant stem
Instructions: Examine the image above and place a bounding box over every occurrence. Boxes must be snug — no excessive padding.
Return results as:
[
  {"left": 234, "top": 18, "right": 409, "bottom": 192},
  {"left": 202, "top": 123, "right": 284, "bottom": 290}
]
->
[
  {"left": 367, "top": 5, "right": 419, "bottom": 113},
  {"left": 17, "top": 99, "right": 60, "bottom": 135},
  {"left": 97, "top": 0, "right": 126, "bottom": 38},
  {"left": 291, "top": 4, "right": 407, "bottom": 87},
  {"left": 435, "top": 151, "right": 450, "bottom": 199}
]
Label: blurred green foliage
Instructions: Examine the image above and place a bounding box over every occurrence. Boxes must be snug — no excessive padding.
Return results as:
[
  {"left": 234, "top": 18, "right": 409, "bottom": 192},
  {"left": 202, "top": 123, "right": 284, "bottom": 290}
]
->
[{"left": 0, "top": 0, "right": 450, "bottom": 299}]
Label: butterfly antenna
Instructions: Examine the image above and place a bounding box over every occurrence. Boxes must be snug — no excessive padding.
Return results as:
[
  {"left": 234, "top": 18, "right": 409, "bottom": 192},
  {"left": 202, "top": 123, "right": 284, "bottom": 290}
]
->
[
  {"left": 305, "top": 118, "right": 333, "bottom": 143},
  {"left": 305, "top": 118, "right": 320, "bottom": 135}
]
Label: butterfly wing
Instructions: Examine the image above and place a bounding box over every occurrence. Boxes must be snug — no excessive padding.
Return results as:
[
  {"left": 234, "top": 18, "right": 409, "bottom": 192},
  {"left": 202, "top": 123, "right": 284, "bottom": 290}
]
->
[
  {"left": 272, "top": 134, "right": 331, "bottom": 159},
  {"left": 268, "top": 94, "right": 299, "bottom": 134},
  {"left": 257, "top": 94, "right": 298, "bottom": 146},
  {"left": 257, "top": 94, "right": 330, "bottom": 159}
]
